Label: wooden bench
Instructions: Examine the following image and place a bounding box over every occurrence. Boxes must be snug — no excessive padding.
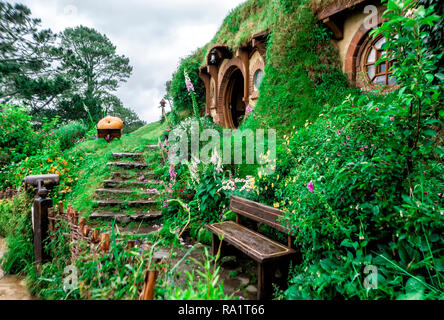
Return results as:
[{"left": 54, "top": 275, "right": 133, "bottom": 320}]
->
[{"left": 205, "top": 195, "right": 298, "bottom": 300}]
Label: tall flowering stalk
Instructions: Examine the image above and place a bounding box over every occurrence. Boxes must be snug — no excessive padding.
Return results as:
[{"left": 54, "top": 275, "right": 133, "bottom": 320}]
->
[{"left": 184, "top": 70, "right": 202, "bottom": 128}]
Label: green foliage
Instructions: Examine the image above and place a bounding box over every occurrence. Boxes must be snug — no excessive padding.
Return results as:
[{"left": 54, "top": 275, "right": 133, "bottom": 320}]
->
[
  {"left": 255, "top": 0, "right": 443, "bottom": 299},
  {"left": 55, "top": 121, "right": 89, "bottom": 151},
  {"left": 0, "top": 2, "right": 71, "bottom": 112},
  {"left": 0, "top": 104, "right": 40, "bottom": 168},
  {"left": 56, "top": 26, "right": 133, "bottom": 123},
  {"left": 159, "top": 247, "right": 234, "bottom": 300},
  {"left": 169, "top": 55, "right": 206, "bottom": 122},
  {"left": 247, "top": 0, "right": 355, "bottom": 131},
  {"left": 0, "top": 192, "right": 34, "bottom": 275},
  {"left": 209, "top": 0, "right": 274, "bottom": 52}
]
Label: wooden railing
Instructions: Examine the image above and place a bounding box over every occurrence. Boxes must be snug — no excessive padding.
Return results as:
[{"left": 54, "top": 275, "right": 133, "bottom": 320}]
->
[{"left": 48, "top": 201, "right": 165, "bottom": 300}]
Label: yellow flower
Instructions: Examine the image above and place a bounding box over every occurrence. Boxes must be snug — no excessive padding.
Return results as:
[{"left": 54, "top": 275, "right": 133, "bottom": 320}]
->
[
  {"left": 265, "top": 186, "right": 268, "bottom": 190},
  {"left": 325, "top": 158, "right": 329, "bottom": 163},
  {"left": 271, "top": 183, "right": 274, "bottom": 188},
  {"left": 326, "top": 138, "right": 331, "bottom": 142},
  {"left": 316, "top": 152, "right": 319, "bottom": 155},
  {"left": 292, "top": 209, "right": 296, "bottom": 213},
  {"left": 298, "top": 158, "right": 302, "bottom": 163},
  {"left": 289, "top": 201, "right": 293, "bottom": 205},
  {"left": 277, "top": 174, "right": 279, "bottom": 180},
  {"left": 273, "top": 203, "right": 280, "bottom": 208}
]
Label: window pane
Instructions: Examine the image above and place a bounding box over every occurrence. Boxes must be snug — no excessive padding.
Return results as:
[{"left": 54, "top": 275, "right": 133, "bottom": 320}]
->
[
  {"left": 367, "top": 48, "right": 375, "bottom": 63},
  {"left": 374, "top": 75, "right": 385, "bottom": 85},
  {"left": 367, "top": 65, "right": 375, "bottom": 80},
  {"left": 379, "top": 62, "right": 386, "bottom": 73},
  {"left": 388, "top": 75, "right": 397, "bottom": 85},
  {"left": 375, "top": 37, "right": 385, "bottom": 49},
  {"left": 254, "top": 69, "right": 264, "bottom": 90}
]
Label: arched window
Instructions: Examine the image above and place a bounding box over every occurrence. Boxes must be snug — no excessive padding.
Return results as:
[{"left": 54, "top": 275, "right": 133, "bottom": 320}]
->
[
  {"left": 360, "top": 35, "right": 396, "bottom": 87},
  {"left": 253, "top": 69, "right": 264, "bottom": 90}
]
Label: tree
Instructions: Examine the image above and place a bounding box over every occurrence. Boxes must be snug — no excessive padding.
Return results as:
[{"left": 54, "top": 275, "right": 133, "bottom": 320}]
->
[
  {"left": 0, "top": 2, "right": 70, "bottom": 112},
  {"left": 56, "top": 26, "right": 133, "bottom": 122}
]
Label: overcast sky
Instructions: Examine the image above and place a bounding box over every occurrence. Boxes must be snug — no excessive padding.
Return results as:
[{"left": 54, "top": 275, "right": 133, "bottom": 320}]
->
[{"left": 11, "top": 0, "right": 246, "bottom": 123}]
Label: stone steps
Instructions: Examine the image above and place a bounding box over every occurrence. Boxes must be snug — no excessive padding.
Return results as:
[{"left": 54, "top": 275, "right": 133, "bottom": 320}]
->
[
  {"left": 145, "top": 145, "right": 159, "bottom": 150},
  {"left": 90, "top": 148, "right": 162, "bottom": 225},
  {"left": 107, "top": 162, "right": 150, "bottom": 169},
  {"left": 111, "top": 153, "right": 143, "bottom": 160},
  {"left": 95, "top": 199, "right": 157, "bottom": 208},
  {"left": 95, "top": 188, "right": 159, "bottom": 196},
  {"left": 111, "top": 171, "right": 156, "bottom": 180},
  {"left": 90, "top": 211, "right": 161, "bottom": 223},
  {"left": 103, "top": 180, "right": 159, "bottom": 189},
  {"left": 119, "top": 225, "right": 160, "bottom": 237}
]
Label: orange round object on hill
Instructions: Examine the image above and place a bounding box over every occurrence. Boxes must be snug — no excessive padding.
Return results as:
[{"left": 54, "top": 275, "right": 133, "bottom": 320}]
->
[{"left": 97, "top": 116, "right": 124, "bottom": 130}]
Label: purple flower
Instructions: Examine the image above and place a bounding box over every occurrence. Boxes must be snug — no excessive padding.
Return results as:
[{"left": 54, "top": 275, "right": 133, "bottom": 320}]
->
[
  {"left": 360, "top": 147, "right": 365, "bottom": 152},
  {"left": 307, "top": 181, "right": 313, "bottom": 193},
  {"left": 375, "top": 107, "right": 380, "bottom": 112},
  {"left": 169, "top": 164, "right": 177, "bottom": 181},
  {"left": 184, "top": 71, "right": 195, "bottom": 92},
  {"left": 343, "top": 141, "right": 347, "bottom": 145},
  {"left": 364, "top": 145, "right": 368, "bottom": 149},
  {"left": 346, "top": 136, "right": 351, "bottom": 140},
  {"left": 389, "top": 116, "right": 394, "bottom": 121},
  {"left": 246, "top": 105, "right": 253, "bottom": 115}
]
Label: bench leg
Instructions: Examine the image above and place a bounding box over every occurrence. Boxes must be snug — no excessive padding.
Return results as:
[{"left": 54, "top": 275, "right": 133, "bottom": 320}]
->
[
  {"left": 257, "top": 262, "right": 274, "bottom": 300},
  {"left": 257, "top": 262, "right": 265, "bottom": 300}
]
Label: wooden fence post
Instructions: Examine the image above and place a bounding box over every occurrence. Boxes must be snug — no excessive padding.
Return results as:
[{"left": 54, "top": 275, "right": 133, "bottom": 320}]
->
[
  {"left": 142, "top": 270, "right": 159, "bottom": 300},
  {"left": 24, "top": 174, "right": 60, "bottom": 274}
]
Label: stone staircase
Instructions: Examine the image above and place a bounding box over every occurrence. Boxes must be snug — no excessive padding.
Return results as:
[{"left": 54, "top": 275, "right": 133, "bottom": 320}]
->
[{"left": 90, "top": 146, "right": 163, "bottom": 235}]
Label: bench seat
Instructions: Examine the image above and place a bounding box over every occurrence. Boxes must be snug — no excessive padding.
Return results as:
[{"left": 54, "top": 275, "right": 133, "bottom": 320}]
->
[{"left": 206, "top": 220, "right": 296, "bottom": 263}]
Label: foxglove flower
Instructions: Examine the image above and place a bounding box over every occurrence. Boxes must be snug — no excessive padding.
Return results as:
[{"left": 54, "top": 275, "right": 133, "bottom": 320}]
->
[
  {"left": 307, "top": 181, "right": 314, "bottom": 193},
  {"left": 184, "top": 71, "right": 195, "bottom": 92}
]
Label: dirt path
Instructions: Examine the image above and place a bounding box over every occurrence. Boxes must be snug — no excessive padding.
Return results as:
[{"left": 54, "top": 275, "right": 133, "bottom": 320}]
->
[{"left": 0, "top": 237, "right": 35, "bottom": 300}]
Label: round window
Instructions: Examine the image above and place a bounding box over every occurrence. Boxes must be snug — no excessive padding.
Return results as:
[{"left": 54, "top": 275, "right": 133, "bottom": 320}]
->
[
  {"left": 253, "top": 69, "right": 264, "bottom": 90},
  {"left": 362, "top": 35, "right": 396, "bottom": 87}
]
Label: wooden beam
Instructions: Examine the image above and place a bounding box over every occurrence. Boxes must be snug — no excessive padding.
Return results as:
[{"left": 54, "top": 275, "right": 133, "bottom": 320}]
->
[
  {"left": 317, "top": 0, "right": 370, "bottom": 21},
  {"left": 322, "top": 17, "right": 343, "bottom": 40}
]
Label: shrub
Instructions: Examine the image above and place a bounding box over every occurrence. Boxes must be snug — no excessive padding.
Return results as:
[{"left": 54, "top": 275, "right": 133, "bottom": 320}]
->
[
  {"left": 0, "top": 104, "right": 41, "bottom": 168},
  {"left": 255, "top": 0, "right": 444, "bottom": 299},
  {"left": 0, "top": 192, "right": 34, "bottom": 275},
  {"left": 55, "top": 121, "right": 88, "bottom": 150}
]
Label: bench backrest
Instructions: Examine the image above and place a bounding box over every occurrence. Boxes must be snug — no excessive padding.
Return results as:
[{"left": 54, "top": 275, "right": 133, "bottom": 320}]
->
[{"left": 229, "top": 195, "right": 290, "bottom": 234}]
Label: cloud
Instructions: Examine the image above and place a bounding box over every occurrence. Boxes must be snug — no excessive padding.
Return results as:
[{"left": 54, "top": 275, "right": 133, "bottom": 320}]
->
[{"left": 13, "top": 0, "right": 246, "bottom": 123}]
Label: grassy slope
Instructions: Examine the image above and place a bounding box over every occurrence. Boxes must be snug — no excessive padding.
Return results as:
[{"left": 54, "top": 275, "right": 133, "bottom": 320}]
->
[{"left": 66, "top": 121, "right": 166, "bottom": 215}]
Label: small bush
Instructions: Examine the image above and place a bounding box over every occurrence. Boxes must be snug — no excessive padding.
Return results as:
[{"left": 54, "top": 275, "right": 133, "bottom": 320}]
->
[{"left": 55, "top": 121, "right": 88, "bottom": 150}]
